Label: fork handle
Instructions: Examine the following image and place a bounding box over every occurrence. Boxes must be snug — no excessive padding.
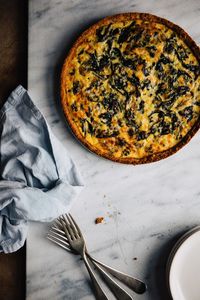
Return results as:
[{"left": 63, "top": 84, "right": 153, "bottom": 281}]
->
[
  {"left": 87, "top": 253, "right": 146, "bottom": 295},
  {"left": 82, "top": 252, "right": 108, "bottom": 300},
  {"left": 88, "top": 258, "right": 133, "bottom": 300}
]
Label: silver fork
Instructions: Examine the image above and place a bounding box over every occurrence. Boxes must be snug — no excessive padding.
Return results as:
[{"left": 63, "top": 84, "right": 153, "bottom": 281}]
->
[
  {"left": 58, "top": 214, "right": 108, "bottom": 300},
  {"left": 58, "top": 214, "right": 134, "bottom": 300},
  {"left": 48, "top": 220, "right": 146, "bottom": 294}
]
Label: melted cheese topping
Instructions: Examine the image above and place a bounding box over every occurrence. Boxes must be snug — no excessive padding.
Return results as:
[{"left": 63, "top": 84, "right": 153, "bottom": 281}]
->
[{"left": 63, "top": 18, "right": 200, "bottom": 159}]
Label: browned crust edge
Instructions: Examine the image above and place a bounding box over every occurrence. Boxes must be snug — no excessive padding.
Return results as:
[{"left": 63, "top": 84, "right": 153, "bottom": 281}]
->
[{"left": 60, "top": 12, "right": 200, "bottom": 165}]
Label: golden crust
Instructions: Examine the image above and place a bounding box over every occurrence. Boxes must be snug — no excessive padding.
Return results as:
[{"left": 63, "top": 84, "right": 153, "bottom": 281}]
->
[{"left": 61, "top": 12, "right": 200, "bottom": 164}]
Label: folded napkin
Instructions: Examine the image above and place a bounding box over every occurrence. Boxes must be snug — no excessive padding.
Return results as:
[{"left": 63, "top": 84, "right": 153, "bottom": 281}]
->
[{"left": 0, "top": 85, "right": 84, "bottom": 253}]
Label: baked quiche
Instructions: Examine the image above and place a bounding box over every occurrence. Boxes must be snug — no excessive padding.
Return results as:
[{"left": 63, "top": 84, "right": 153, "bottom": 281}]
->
[{"left": 61, "top": 13, "right": 200, "bottom": 164}]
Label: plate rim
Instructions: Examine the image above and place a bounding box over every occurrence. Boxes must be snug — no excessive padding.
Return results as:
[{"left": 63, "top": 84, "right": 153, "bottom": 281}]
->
[{"left": 167, "top": 226, "right": 200, "bottom": 299}]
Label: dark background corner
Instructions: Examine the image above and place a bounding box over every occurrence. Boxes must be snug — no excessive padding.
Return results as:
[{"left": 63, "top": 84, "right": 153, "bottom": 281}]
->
[{"left": 0, "top": 0, "right": 27, "bottom": 299}]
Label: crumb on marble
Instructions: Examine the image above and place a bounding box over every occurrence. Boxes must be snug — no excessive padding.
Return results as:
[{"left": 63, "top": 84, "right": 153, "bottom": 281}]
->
[
  {"left": 95, "top": 217, "right": 104, "bottom": 224},
  {"left": 133, "top": 257, "right": 137, "bottom": 261},
  {"left": 107, "top": 211, "right": 121, "bottom": 218}
]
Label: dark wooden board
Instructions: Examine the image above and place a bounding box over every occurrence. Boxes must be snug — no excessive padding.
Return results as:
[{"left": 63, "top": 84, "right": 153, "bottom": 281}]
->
[{"left": 0, "top": 0, "right": 27, "bottom": 299}]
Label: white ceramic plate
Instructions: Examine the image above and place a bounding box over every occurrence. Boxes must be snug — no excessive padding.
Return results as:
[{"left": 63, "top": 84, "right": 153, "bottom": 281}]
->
[
  {"left": 167, "top": 226, "right": 200, "bottom": 276},
  {"left": 168, "top": 228, "right": 200, "bottom": 300}
]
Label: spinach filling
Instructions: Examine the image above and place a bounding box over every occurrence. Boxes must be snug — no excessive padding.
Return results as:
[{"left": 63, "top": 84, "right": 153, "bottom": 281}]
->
[{"left": 71, "top": 21, "right": 199, "bottom": 148}]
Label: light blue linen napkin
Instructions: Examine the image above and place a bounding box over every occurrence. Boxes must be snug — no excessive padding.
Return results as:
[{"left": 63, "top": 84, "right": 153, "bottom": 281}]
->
[{"left": 0, "top": 85, "right": 84, "bottom": 253}]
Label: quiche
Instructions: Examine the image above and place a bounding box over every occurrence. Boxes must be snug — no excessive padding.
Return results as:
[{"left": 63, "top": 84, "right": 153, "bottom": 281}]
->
[{"left": 61, "top": 13, "right": 200, "bottom": 164}]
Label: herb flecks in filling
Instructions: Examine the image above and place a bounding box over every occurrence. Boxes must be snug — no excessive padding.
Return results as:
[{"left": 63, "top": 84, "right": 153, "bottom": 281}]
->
[{"left": 65, "top": 18, "right": 200, "bottom": 159}]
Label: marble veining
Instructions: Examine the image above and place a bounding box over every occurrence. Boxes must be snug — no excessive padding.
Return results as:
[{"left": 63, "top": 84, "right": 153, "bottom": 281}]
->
[{"left": 28, "top": 0, "right": 200, "bottom": 299}]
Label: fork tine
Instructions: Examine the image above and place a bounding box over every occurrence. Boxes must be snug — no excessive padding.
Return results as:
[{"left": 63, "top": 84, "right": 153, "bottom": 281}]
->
[
  {"left": 60, "top": 216, "right": 72, "bottom": 240},
  {"left": 49, "top": 228, "right": 69, "bottom": 243},
  {"left": 65, "top": 214, "right": 78, "bottom": 238},
  {"left": 52, "top": 226, "right": 65, "bottom": 235},
  {"left": 58, "top": 214, "right": 79, "bottom": 240},
  {"left": 54, "top": 219, "right": 62, "bottom": 228},
  {"left": 62, "top": 214, "right": 69, "bottom": 225},
  {"left": 47, "top": 234, "right": 71, "bottom": 252},
  {"left": 53, "top": 219, "right": 61, "bottom": 228},
  {"left": 62, "top": 214, "right": 75, "bottom": 239},
  {"left": 51, "top": 226, "right": 67, "bottom": 239},
  {"left": 48, "top": 232, "right": 68, "bottom": 247},
  {"left": 47, "top": 231, "right": 70, "bottom": 248},
  {"left": 69, "top": 213, "right": 82, "bottom": 237}
]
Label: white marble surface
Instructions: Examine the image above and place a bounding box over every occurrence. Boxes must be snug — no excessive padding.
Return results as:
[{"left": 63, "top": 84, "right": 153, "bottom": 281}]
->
[{"left": 27, "top": 0, "right": 200, "bottom": 299}]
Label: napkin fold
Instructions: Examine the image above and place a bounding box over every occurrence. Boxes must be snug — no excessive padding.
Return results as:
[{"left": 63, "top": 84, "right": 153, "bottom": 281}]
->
[{"left": 0, "top": 85, "right": 84, "bottom": 253}]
